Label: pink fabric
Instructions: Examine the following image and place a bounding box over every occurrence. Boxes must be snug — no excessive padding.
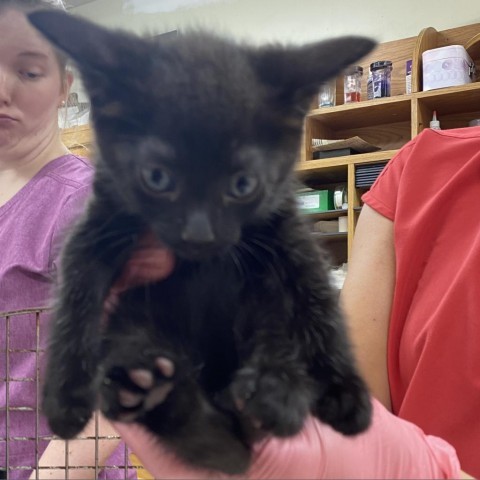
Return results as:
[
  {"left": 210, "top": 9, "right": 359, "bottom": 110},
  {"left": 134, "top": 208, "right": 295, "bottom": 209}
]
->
[
  {"left": 114, "top": 398, "right": 461, "bottom": 479},
  {"left": 362, "top": 126, "right": 480, "bottom": 477},
  {"left": 0, "top": 155, "right": 133, "bottom": 479}
]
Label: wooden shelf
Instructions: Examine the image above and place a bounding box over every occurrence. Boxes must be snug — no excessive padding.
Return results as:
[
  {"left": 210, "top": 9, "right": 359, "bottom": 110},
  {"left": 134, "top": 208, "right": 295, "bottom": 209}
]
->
[
  {"left": 303, "top": 209, "right": 347, "bottom": 221},
  {"left": 413, "top": 82, "right": 480, "bottom": 132},
  {"left": 298, "top": 149, "right": 397, "bottom": 174},
  {"left": 311, "top": 232, "right": 348, "bottom": 241},
  {"left": 416, "top": 80, "right": 480, "bottom": 102},
  {"left": 307, "top": 96, "right": 411, "bottom": 130},
  {"left": 416, "top": 82, "right": 480, "bottom": 118},
  {"left": 298, "top": 22, "right": 480, "bottom": 262}
]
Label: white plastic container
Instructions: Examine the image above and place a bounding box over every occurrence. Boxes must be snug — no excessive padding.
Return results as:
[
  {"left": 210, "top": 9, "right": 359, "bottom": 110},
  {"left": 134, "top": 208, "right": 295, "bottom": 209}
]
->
[{"left": 422, "top": 45, "right": 475, "bottom": 91}]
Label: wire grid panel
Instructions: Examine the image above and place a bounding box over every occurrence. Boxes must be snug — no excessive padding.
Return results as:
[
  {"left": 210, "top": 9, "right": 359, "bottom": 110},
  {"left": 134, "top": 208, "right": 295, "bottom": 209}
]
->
[{"left": 0, "top": 308, "right": 138, "bottom": 480}]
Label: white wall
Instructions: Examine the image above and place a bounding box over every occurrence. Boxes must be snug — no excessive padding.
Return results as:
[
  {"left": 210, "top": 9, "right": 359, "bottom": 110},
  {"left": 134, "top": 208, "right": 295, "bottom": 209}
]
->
[{"left": 72, "top": 0, "right": 480, "bottom": 44}]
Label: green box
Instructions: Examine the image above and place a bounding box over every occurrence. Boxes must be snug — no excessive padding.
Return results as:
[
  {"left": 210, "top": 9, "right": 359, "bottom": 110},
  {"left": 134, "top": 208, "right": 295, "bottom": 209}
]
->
[{"left": 296, "top": 189, "right": 334, "bottom": 213}]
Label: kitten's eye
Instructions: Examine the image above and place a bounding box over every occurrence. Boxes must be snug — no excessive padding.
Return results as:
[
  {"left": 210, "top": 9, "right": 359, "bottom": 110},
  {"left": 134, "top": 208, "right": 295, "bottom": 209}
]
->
[
  {"left": 140, "top": 166, "right": 176, "bottom": 195},
  {"left": 228, "top": 172, "right": 258, "bottom": 200}
]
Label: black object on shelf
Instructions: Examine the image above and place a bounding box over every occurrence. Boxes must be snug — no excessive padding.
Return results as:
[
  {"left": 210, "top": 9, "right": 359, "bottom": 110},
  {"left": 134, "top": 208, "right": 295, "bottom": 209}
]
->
[
  {"left": 312, "top": 148, "right": 358, "bottom": 160},
  {"left": 355, "top": 162, "right": 387, "bottom": 187}
]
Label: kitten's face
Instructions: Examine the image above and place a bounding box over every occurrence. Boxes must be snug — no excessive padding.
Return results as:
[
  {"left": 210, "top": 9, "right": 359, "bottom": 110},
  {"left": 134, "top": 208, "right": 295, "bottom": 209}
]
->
[
  {"left": 101, "top": 39, "right": 307, "bottom": 259},
  {"left": 28, "top": 12, "right": 375, "bottom": 260},
  {"left": 115, "top": 136, "right": 291, "bottom": 260}
]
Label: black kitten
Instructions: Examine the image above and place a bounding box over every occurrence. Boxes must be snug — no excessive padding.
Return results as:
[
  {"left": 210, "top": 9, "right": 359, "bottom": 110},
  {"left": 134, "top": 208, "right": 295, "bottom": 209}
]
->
[{"left": 29, "top": 11, "right": 375, "bottom": 475}]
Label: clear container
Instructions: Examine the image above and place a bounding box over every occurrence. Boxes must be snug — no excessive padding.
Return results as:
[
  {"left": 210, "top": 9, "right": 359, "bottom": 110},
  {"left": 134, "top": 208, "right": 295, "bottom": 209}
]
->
[
  {"left": 344, "top": 66, "right": 363, "bottom": 103},
  {"left": 369, "top": 60, "right": 393, "bottom": 99},
  {"left": 318, "top": 78, "right": 336, "bottom": 107}
]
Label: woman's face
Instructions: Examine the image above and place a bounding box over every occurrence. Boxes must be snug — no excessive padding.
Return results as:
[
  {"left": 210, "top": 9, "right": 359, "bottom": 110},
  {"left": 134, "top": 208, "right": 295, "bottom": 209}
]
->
[{"left": 0, "top": 8, "right": 65, "bottom": 154}]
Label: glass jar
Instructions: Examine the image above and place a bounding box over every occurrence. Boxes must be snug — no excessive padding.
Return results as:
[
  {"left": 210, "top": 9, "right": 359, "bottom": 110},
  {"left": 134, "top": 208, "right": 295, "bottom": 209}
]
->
[
  {"left": 318, "top": 78, "right": 336, "bottom": 107},
  {"left": 344, "top": 66, "right": 363, "bottom": 103},
  {"left": 369, "top": 61, "right": 393, "bottom": 99}
]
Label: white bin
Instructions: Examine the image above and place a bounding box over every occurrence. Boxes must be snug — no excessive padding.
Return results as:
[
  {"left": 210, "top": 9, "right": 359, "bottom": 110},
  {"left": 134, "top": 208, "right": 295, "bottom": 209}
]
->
[{"left": 422, "top": 45, "right": 475, "bottom": 91}]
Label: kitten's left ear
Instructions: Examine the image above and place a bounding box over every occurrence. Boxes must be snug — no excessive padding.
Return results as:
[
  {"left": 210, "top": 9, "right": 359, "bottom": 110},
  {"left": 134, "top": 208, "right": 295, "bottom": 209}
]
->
[
  {"left": 28, "top": 10, "right": 131, "bottom": 71},
  {"left": 249, "top": 36, "right": 376, "bottom": 111},
  {"left": 28, "top": 10, "right": 151, "bottom": 109}
]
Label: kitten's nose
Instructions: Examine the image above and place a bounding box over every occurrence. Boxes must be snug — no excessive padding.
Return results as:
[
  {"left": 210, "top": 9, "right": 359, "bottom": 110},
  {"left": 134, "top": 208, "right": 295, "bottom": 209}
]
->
[{"left": 181, "top": 210, "right": 215, "bottom": 244}]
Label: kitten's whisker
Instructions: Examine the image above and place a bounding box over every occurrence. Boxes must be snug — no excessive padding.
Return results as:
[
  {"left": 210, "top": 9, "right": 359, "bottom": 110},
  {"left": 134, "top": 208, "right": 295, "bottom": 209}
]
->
[
  {"left": 228, "top": 249, "right": 245, "bottom": 277},
  {"left": 249, "top": 236, "right": 279, "bottom": 260},
  {"left": 239, "top": 238, "right": 285, "bottom": 287}
]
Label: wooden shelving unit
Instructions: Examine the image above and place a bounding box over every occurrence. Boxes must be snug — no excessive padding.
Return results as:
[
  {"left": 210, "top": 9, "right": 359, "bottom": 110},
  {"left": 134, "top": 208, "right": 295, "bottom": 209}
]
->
[{"left": 296, "top": 22, "right": 480, "bottom": 264}]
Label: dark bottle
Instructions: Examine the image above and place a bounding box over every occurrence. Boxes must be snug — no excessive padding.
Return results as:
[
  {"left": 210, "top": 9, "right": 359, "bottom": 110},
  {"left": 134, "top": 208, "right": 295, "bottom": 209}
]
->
[{"left": 369, "top": 60, "right": 393, "bottom": 99}]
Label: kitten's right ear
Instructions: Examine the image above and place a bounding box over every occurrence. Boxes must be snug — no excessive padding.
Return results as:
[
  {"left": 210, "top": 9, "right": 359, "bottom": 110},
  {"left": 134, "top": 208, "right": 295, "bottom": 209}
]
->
[{"left": 248, "top": 36, "right": 376, "bottom": 113}]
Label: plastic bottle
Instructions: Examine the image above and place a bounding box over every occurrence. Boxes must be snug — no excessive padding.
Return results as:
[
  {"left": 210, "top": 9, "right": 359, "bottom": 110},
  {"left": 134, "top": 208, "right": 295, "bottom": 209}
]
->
[{"left": 430, "top": 111, "right": 441, "bottom": 130}]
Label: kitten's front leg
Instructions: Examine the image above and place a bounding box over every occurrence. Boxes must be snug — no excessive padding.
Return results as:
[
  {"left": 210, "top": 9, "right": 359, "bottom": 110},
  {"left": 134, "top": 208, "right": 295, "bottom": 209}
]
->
[
  {"left": 42, "top": 200, "right": 143, "bottom": 439},
  {"left": 231, "top": 334, "right": 315, "bottom": 439},
  {"left": 100, "top": 320, "right": 251, "bottom": 475},
  {"left": 278, "top": 211, "right": 372, "bottom": 435}
]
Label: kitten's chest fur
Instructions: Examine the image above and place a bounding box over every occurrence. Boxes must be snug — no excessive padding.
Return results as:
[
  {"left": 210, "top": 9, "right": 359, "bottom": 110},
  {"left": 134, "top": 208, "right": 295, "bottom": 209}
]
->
[{"left": 107, "top": 220, "right": 291, "bottom": 394}]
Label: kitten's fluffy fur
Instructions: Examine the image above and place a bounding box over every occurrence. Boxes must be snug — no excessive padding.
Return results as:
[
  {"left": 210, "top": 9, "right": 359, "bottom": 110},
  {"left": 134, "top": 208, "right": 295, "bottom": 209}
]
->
[{"left": 30, "top": 11, "right": 374, "bottom": 474}]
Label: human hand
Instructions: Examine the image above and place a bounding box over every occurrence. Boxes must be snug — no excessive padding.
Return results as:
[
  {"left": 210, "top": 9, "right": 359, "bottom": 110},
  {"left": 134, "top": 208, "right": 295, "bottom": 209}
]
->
[
  {"left": 114, "top": 415, "right": 324, "bottom": 479},
  {"left": 114, "top": 398, "right": 462, "bottom": 480}
]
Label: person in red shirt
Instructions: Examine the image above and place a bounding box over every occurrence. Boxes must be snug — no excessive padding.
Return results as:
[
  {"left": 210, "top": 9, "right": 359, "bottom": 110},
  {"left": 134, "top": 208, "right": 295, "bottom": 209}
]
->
[{"left": 342, "top": 126, "right": 480, "bottom": 478}]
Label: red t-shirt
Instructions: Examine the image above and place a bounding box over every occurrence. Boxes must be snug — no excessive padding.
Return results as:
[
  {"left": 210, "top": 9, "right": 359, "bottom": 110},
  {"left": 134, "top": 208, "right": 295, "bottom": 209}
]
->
[{"left": 363, "top": 126, "right": 480, "bottom": 477}]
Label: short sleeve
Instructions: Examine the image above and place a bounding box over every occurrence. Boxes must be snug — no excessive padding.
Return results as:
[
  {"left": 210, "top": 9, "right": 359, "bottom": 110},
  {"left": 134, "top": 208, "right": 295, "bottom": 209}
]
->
[{"left": 361, "top": 139, "right": 416, "bottom": 221}]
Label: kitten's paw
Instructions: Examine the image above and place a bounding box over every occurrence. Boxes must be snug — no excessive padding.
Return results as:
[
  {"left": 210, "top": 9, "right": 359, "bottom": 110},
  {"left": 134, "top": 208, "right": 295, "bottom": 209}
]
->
[
  {"left": 42, "top": 383, "right": 94, "bottom": 439},
  {"left": 231, "top": 365, "right": 312, "bottom": 437},
  {"left": 100, "top": 357, "right": 175, "bottom": 422},
  {"left": 314, "top": 374, "right": 372, "bottom": 435}
]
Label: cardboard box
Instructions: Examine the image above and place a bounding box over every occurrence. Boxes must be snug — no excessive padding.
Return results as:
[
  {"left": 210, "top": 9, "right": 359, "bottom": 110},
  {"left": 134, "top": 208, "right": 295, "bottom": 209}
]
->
[{"left": 297, "top": 190, "right": 334, "bottom": 213}]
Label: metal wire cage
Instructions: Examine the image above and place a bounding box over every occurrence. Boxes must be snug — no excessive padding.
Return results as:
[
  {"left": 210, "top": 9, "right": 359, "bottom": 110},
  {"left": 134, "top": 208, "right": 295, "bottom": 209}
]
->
[{"left": 0, "top": 308, "right": 147, "bottom": 480}]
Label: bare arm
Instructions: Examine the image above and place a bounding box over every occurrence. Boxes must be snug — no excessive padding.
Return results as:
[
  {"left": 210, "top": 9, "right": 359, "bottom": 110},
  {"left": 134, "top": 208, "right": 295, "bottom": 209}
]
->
[
  {"left": 340, "top": 204, "right": 395, "bottom": 410},
  {"left": 30, "top": 412, "right": 122, "bottom": 480}
]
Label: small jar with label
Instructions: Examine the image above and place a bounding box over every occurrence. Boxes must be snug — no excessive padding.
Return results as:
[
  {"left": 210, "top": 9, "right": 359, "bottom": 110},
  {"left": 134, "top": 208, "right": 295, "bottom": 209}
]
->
[
  {"left": 368, "top": 60, "right": 393, "bottom": 99},
  {"left": 344, "top": 66, "right": 363, "bottom": 103}
]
